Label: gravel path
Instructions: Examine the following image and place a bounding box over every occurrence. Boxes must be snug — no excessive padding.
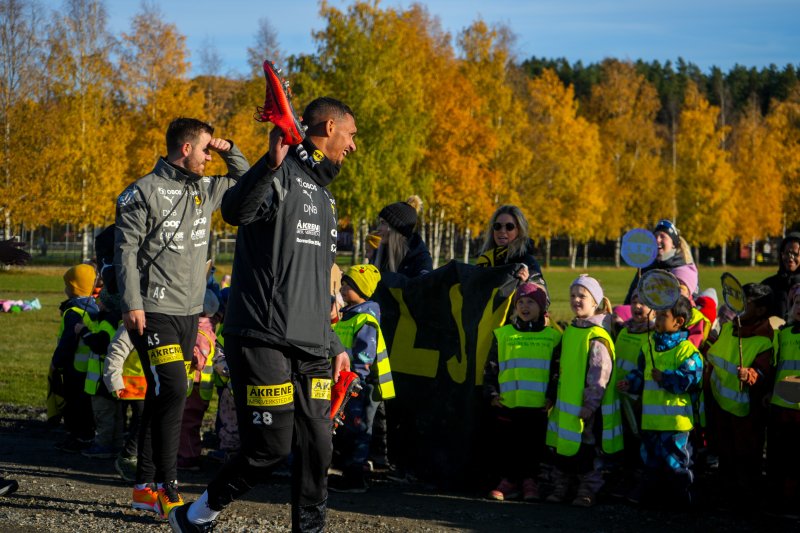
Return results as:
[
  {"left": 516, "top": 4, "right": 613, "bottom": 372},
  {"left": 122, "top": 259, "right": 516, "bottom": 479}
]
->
[{"left": 0, "top": 404, "right": 796, "bottom": 532}]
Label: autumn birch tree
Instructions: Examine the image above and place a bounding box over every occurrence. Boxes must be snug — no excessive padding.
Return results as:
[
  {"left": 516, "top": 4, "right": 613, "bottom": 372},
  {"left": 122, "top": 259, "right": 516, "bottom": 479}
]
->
[
  {"left": 730, "top": 97, "right": 784, "bottom": 265},
  {"left": 0, "top": 0, "right": 43, "bottom": 236},
  {"left": 586, "top": 59, "right": 665, "bottom": 265},
  {"left": 675, "top": 81, "right": 737, "bottom": 255},
  {"left": 119, "top": 3, "right": 202, "bottom": 178},
  {"left": 767, "top": 87, "right": 800, "bottom": 227},
  {"left": 45, "top": 0, "right": 129, "bottom": 259},
  {"left": 523, "top": 69, "right": 603, "bottom": 267}
]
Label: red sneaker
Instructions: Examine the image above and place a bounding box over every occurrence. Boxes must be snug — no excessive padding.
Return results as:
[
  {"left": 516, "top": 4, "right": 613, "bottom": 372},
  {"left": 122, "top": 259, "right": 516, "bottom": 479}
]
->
[
  {"left": 255, "top": 60, "right": 305, "bottom": 145},
  {"left": 330, "top": 370, "right": 362, "bottom": 433}
]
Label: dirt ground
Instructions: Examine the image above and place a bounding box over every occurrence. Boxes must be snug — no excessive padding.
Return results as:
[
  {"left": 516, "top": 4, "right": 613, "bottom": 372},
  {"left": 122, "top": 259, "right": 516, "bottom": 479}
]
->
[{"left": 0, "top": 403, "right": 796, "bottom": 533}]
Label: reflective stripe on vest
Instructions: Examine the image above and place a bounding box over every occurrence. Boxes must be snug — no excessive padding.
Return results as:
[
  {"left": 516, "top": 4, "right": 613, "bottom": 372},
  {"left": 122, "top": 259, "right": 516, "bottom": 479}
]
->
[
  {"left": 58, "top": 306, "right": 95, "bottom": 372},
  {"left": 640, "top": 340, "right": 697, "bottom": 431},
  {"left": 333, "top": 312, "right": 395, "bottom": 400},
  {"left": 494, "top": 324, "right": 560, "bottom": 408},
  {"left": 707, "top": 322, "right": 773, "bottom": 417},
  {"left": 187, "top": 329, "right": 216, "bottom": 400},
  {"left": 84, "top": 320, "right": 119, "bottom": 395},
  {"left": 773, "top": 327, "right": 800, "bottom": 410},
  {"left": 546, "top": 324, "right": 623, "bottom": 456},
  {"left": 615, "top": 327, "right": 648, "bottom": 375}
]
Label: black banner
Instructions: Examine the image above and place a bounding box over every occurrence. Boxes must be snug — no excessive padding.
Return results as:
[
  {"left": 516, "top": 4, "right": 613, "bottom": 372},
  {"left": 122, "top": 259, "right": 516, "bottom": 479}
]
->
[{"left": 373, "top": 260, "right": 518, "bottom": 486}]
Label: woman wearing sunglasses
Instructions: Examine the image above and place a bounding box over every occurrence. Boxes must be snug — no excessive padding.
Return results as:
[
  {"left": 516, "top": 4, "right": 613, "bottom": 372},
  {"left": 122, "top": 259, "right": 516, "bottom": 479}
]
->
[{"left": 477, "top": 205, "right": 546, "bottom": 288}]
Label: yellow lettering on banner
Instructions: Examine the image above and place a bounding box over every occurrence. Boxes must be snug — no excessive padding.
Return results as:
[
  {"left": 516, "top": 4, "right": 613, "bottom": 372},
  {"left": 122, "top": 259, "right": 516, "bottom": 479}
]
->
[
  {"left": 311, "top": 378, "right": 332, "bottom": 400},
  {"left": 474, "top": 288, "right": 512, "bottom": 385},
  {"left": 246, "top": 383, "right": 294, "bottom": 407},
  {"left": 147, "top": 344, "right": 184, "bottom": 366},
  {"left": 386, "top": 287, "right": 439, "bottom": 378},
  {"left": 448, "top": 285, "right": 510, "bottom": 385},
  {"left": 448, "top": 284, "right": 467, "bottom": 384}
]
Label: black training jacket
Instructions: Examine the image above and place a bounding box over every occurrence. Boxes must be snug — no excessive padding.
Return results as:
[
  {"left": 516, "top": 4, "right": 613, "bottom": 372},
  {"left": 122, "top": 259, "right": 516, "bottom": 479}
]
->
[{"left": 221, "top": 150, "right": 344, "bottom": 359}]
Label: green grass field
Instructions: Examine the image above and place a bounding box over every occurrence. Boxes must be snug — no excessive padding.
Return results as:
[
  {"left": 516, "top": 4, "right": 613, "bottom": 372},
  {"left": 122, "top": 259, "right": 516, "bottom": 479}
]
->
[{"left": 0, "top": 264, "right": 774, "bottom": 406}]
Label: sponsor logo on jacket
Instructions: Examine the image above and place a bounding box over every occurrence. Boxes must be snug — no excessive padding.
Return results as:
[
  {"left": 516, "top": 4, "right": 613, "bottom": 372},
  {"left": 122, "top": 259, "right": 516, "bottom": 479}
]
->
[
  {"left": 297, "top": 220, "right": 321, "bottom": 237},
  {"left": 247, "top": 383, "right": 294, "bottom": 406}
]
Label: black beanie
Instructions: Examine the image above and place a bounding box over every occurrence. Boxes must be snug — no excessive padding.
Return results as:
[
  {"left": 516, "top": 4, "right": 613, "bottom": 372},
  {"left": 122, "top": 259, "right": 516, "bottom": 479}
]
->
[
  {"left": 379, "top": 201, "right": 417, "bottom": 238},
  {"left": 654, "top": 219, "right": 680, "bottom": 248}
]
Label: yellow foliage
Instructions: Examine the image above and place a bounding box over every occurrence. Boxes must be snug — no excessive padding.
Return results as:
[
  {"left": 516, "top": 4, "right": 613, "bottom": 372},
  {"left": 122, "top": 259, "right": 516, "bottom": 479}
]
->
[{"left": 675, "top": 82, "right": 737, "bottom": 247}]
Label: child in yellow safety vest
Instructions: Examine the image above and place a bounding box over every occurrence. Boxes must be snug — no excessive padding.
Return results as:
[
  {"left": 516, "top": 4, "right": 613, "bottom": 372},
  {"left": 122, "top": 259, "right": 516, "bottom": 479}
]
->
[
  {"left": 76, "top": 288, "right": 125, "bottom": 459},
  {"left": 329, "top": 264, "right": 394, "bottom": 494},
  {"left": 52, "top": 264, "right": 99, "bottom": 453},
  {"left": 545, "top": 275, "right": 622, "bottom": 507},
  {"left": 102, "top": 322, "right": 147, "bottom": 483},
  {"left": 617, "top": 296, "right": 702, "bottom": 506},
  {"left": 177, "top": 289, "right": 219, "bottom": 471},
  {"left": 483, "top": 282, "right": 559, "bottom": 502},
  {"left": 705, "top": 283, "right": 775, "bottom": 504},
  {"left": 768, "top": 283, "right": 800, "bottom": 513},
  {"left": 610, "top": 290, "right": 653, "bottom": 500}
]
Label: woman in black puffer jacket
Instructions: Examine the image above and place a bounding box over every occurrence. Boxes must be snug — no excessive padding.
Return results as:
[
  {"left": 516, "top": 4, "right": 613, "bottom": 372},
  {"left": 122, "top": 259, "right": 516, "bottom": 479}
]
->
[{"left": 762, "top": 232, "right": 800, "bottom": 320}]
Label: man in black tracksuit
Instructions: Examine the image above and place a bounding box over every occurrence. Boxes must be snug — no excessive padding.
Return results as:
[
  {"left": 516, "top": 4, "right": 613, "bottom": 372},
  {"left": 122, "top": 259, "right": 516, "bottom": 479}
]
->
[{"left": 171, "top": 98, "right": 354, "bottom": 533}]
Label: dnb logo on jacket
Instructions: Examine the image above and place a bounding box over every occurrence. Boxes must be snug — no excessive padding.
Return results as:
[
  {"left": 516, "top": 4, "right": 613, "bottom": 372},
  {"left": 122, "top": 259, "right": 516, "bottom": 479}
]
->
[{"left": 247, "top": 383, "right": 294, "bottom": 406}]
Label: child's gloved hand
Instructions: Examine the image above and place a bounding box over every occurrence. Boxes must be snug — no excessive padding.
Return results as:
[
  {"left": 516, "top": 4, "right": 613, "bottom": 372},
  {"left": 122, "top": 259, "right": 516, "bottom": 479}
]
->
[
  {"left": 616, "top": 379, "right": 630, "bottom": 392},
  {"left": 652, "top": 369, "right": 663, "bottom": 382}
]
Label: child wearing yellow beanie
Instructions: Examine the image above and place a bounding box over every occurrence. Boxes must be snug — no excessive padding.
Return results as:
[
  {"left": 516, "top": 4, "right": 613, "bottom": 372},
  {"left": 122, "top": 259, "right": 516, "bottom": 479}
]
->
[
  {"left": 52, "top": 263, "right": 100, "bottom": 453},
  {"left": 63, "top": 264, "right": 97, "bottom": 298}
]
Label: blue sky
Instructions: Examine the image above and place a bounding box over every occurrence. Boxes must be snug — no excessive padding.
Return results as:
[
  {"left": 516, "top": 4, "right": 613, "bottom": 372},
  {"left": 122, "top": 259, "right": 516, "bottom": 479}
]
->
[{"left": 103, "top": 0, "right": 799, "bottom": 77}]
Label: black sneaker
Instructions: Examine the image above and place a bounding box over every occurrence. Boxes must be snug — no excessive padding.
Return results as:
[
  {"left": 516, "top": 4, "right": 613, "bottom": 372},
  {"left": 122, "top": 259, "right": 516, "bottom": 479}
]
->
[
  {"left": 55, "top": 437, "right": 91, "bottom": 453},
  {"left": 0, "top": 478, "right": 19, "bottom": 497},
  {"left": 168, "top": 502, "right": 215, "bottom": 532},
  {"left": 328, "top": 473, "right": 368, "bottom": 494}
]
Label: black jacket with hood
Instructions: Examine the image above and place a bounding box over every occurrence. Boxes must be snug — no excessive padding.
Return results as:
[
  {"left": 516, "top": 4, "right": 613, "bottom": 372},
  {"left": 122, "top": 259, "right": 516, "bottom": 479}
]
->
[
  {"left": 762, "top": 232, "right": 800, "bottom": 320},
  {"left": 220, "top": 149, "right": 345, "bottom": 359},
  {"left": 396, "top": 233, "right": 432, "bottom": 278}
]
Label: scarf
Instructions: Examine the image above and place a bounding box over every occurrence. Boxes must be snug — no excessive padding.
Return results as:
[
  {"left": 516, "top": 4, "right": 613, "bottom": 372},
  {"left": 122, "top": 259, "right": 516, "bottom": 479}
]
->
[{"left": 295, "top": 137, "right": 340, "bottom": 187}]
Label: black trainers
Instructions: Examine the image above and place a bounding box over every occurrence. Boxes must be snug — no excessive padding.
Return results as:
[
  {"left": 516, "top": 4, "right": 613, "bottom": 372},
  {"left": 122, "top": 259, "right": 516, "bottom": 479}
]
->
[
  {"left": 0, "top": 478, "right": 19, "bottom": 497},
  {"left": 55, "top": 436, "right": 91, "bottom": 453},
  {"left": 168, "top": 502, "right": 215, "bottom": 532},
  {"left": 328, "top": 473, "right": 368, "bottom": 494}
]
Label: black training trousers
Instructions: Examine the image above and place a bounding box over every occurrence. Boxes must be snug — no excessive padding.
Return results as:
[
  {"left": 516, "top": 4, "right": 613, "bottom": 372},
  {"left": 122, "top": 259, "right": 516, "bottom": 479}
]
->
[
  {"left": 128, "top": 312, "right": 198, "bottom": 484},
  {"left": 207, "top": 335, "right": 332, "bottom": 533}
]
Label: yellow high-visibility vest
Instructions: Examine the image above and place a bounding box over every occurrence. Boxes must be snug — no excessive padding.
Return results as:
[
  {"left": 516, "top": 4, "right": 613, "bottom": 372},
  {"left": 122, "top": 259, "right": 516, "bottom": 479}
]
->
[
  {"left": 615, "top": 327, "right": 648, "bottom": 375},
  {"left": 186, "top": 329, "right": 216, "bottom": 401},
  {"left": 772, "top": 326, "right": 800, "bottom": 411},
  {"left": 546, "top": 324, "right": 623, "bottom": 456},
  {"left": 707, "top": 322, "right": 772, "bottom": 417},
  {"left": 84, "top": 320, "right": 118, "bottom": 395},
  {"left": 493, "top": 324, "right": 560, "bottom": 408},
  {"left": 333, "top": 312, "right": 395, "bottom": 400},
  {"left": 57, "top": 306, "right": 95, "bottom": 372},
  {"left": 640, "top": 340, "right": 697, "bottom": 431},
  {"left": 687, "top": 308, "right": 711, "bottom": 344}
]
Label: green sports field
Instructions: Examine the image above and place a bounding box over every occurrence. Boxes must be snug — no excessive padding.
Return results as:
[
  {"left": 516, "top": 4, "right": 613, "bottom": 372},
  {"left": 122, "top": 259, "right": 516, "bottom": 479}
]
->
[{"left": 0, "top": 264, "right": 774, "bottom": 406}]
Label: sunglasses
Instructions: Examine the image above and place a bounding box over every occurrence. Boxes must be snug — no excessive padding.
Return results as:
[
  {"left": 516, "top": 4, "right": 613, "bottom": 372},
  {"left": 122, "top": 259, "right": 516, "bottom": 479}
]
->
[{"left": 493, "top": 222, "right": 516, "bottom": 232}]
